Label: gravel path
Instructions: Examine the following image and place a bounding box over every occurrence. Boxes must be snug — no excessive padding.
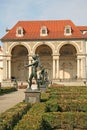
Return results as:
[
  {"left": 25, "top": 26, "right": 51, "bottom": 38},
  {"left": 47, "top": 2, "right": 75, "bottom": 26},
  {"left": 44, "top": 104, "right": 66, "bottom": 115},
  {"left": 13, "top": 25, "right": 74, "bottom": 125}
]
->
[{"left": 0, "top": 89, "right": 25, "bottom": 113}]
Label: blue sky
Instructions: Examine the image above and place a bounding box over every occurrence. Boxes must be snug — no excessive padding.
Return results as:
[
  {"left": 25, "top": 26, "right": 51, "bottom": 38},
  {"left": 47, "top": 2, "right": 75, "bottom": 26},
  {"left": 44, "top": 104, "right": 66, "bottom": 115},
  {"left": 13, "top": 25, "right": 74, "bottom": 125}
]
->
[{"left": 0, "top": 0, "right": 87, "bottom": 46}]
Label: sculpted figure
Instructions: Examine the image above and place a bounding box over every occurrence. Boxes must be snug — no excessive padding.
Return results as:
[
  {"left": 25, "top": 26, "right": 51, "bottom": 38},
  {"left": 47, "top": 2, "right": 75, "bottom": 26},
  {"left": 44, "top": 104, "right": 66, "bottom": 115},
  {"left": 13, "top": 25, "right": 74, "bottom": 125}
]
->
[
  {"left": 25, "top": 54, "right": 39, "bottom": 89},
  {"left": 39, "top": 65, "right": 45, "bottom": 84},
  {"left": 39, "top": 65, "right": 48, "bottom": 85}
]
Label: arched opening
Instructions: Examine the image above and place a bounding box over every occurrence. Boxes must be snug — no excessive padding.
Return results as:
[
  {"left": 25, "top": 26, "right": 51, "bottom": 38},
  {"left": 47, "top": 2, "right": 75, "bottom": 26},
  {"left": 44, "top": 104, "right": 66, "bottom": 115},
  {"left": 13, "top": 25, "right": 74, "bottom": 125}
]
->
[
  {"left": 11, "top": 45, "right": 28, "bottom": 81},
  {"left": 59, "top": 44, "right": 77, "bottom": 80},
  {"left": 36, "top": 44, "right": 52, "bottom": 81}
]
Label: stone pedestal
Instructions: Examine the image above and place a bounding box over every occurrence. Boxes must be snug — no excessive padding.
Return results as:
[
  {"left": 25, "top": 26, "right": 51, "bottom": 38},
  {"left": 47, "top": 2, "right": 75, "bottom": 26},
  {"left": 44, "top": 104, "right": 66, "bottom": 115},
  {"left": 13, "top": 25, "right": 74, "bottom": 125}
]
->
[
  {"left": 40, "top": 84, "right": 46, "bottom": 93},
  {"left": 25, "top": 88, "right": 41, "bottom": 103}
]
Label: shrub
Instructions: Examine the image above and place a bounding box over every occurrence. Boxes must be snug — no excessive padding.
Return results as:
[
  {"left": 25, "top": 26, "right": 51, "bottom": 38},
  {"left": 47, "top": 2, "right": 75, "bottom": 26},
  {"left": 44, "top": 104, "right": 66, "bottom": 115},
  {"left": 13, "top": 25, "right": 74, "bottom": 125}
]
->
[
  {"left": 46, "top": 98, "right": 62, "bottom": 112},
  {"left": 42, "top": 112, "right": 87, "bottom": 129},
  {"left": 0, "top": 87, "right": 17, "bottom": 95},
  {"left": 0, "top": 102, "right": 31, "bottom": 130},
  {"left": 14, "top": 103, "right": 46, "bottom": 130},
  {"left": 47, "top": 86, "right": 87, "bottom": 112},
  {"left": 40, "top": 92, "right": 49, "bottom": 102}
]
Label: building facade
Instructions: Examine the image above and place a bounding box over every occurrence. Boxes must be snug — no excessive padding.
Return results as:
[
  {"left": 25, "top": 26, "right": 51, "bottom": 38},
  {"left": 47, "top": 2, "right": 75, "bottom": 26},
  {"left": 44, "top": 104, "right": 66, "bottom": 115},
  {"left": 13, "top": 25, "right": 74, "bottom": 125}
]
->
[
  {"left": 1, "top": 20, "right": 87, "bottom": 84},
  {"left": 0, "top": 46, "right": 3, "bottom": 82}
]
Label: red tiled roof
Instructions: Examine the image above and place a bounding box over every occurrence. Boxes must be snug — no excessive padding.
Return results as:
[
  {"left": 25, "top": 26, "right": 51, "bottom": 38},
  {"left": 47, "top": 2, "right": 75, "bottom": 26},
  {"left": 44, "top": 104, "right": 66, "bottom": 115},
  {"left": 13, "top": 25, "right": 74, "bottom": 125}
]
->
[
  {"left": 1, "top": 20, "right": 86, "bottom": 41},
  {"left": 77, "top": 26, "right": 87, "bottom": 31}
]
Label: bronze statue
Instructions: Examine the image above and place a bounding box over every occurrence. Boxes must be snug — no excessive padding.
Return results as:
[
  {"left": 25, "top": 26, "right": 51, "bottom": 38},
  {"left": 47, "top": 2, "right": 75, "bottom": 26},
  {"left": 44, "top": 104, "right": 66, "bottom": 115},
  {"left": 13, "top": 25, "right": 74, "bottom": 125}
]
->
[
  {"left": 25, "top": 54, "right": 39, "bottom": 89},
  {"left": 39, "top": 65, "right": 45, "bottom": 84},
  {"left": 38, "top": 65, "right": 49, "bottom": 85}
]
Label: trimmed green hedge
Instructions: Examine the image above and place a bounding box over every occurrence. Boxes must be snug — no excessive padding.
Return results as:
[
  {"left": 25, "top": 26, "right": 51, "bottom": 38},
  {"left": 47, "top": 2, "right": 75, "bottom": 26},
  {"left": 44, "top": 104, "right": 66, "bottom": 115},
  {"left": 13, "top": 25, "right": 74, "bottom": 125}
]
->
[
  {"left": 13, "top": 103, "right": 46, "bottom": 130},
  {"left": 42, "top": 112, "right": 87, "bottom": 129},
  {"left": 40, "top": 92, "right": 49, "bottom": 102},
  {"left": 47, "top": 86, "right": 87, "bottom": 112},
  {"left": 1, "top": 86, "right": 87, "bottom": 130},
  {"left": 0, "top": 102, "right": 31, "bottom": 130},
  {"left": 46, "top": 98, "right": 61, "bottom": 112},
  {"left": 0, "top": 87, "right": 17, "bottom": 95}
]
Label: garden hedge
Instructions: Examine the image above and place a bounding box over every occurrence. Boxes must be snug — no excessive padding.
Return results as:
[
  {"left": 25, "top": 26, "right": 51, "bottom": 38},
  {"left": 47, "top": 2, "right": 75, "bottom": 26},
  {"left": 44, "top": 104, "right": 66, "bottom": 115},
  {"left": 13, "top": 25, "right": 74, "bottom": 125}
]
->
[
  {"left": 0, "top": 87, "right": 17, "bottom": 95},
  {"left": 42, "top": 112, "right": 87, "bottom": 130},
  {"left": 0, "top": 102, "right": 31, "bottom": 130},
  {"left": 1, "top": 85, "right": 87, "bottom": 130},
  {"left": 13, "top": 103, "right": 46, "bottom": 130},
  {"left": 47, "top": 86, "right": 87, "bottom": 112}
]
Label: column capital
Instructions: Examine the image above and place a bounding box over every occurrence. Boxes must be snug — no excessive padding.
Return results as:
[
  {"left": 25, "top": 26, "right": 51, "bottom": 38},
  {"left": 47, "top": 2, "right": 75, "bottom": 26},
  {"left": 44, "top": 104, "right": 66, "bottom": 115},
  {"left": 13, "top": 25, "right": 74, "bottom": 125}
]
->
[{"left": 52, "top": 55, "right": 60, "bottom": 60}]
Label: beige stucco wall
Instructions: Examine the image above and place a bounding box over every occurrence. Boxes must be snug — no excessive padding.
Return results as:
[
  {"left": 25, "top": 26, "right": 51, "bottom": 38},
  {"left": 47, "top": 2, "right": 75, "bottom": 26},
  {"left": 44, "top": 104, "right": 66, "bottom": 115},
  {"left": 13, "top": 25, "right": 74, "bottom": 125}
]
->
[
  {"left": 0, "top": 50, "right": 3, "bottom": 82},
  {"left": 2, "top": 39, "right": 87, "bottom": 83}
]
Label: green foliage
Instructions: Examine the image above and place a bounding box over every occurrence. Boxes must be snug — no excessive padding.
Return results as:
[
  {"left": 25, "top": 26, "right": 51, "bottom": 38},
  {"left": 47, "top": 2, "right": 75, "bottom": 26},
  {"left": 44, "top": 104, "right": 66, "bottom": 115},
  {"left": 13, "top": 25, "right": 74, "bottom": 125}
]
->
[
  {"left": 46, "top": 98, "right": 62, "bottom": 112},
  {"left": 42, "top": 112, "right": 87, "bottom": 129},
  {"left": 14, "top": 103, "right": 46, "bottom": 130},
  {"left": 0, "top": 102, "right": 31, "bottom": 130},
  {"left": 0, "top": 87, "right": 17, "bottom": 95},
  {"left": 1, "top": 85, "right": 87, "bottom": 129},
  {"left": 40, "top": 92, "right": 49, "bottom": 102},
  {"left": 47, "top": 86, "right": 87, "bottom": 112}
]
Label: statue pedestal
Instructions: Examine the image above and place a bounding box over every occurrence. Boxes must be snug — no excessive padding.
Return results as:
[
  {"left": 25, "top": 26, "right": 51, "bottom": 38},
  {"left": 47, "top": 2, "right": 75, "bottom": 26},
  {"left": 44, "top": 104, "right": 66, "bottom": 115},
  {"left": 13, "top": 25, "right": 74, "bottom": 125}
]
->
[
  {"left": 25, "top": 88, "right": 41, "bottom": 103},
  {"left": 40, "top": 84, "right": 46, "bottom": 93}
]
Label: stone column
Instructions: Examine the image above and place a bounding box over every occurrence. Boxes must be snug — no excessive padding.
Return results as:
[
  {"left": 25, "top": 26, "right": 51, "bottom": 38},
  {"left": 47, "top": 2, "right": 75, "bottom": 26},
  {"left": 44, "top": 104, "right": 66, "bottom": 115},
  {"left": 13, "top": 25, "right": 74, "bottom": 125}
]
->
[
  {"left": 53, "top": 58, "right": 56, "bottom": 79},
  {"left": 6, "top": 60, "right": 8, "bottom": 79},
  {"left": 77, "top": 58, "right": 80, "bottom": 79},
  {"left": 8, "top": 58, "right": 11, "bottom": 79},
  {"left": 56, "top": 56, "right": 59, "bottom": 79},
  {"left": 53, "top": 55, "right": 59, "bottom": 80},
  {"left": 3, "top": 57, "right": 6, "bottom": 80},
  {"left": 81, "top": 56, "right": 86, "bottom": 79},
  {"left": 77, "top": 56, "right": 86, "bottom": 79},
  {"left": 5, "top": 56, "right": 11, "bottom": 80}
]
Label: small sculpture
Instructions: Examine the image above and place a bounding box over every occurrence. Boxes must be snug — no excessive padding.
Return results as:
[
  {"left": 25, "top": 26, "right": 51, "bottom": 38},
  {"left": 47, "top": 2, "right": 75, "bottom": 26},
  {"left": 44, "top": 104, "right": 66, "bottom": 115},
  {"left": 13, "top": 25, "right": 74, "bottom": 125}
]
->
[
  {"left": 38, "top": 65, "right": 45, "bottom": 85},
  {"left": 38, "top": 65, "right": 48, "bottom": 86}
]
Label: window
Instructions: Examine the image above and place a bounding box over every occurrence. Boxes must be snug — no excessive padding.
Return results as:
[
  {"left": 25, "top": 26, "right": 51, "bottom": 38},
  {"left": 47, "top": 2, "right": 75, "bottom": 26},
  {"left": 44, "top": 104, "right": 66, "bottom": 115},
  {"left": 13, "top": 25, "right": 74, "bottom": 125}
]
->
[
  {"left": 64, "top": 25, "right": 72, "bottom": 36},
  {"left": 40, "top": 26, "right": 48, "bottom": 36},
  {"left": 16, "top": 26, "right": 24, "bottom": 37},
  {"left": 66, "top": 28, "right": 70, "bottom": 33},
  {"left": 42, "top": 29, "right": 46, "bottom": 34}
]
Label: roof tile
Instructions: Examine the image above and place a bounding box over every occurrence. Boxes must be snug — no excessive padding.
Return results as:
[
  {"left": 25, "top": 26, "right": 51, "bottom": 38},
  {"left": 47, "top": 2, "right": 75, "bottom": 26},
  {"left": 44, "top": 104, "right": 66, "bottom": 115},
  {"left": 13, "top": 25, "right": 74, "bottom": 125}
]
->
[{"left": 1, "top": 20, "right": 86, "bottom": 41}]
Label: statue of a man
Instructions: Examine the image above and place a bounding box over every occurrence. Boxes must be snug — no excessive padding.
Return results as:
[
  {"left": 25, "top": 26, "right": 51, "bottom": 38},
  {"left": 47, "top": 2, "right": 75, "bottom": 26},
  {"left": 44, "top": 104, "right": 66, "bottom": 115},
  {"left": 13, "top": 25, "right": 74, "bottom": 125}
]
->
[{"left": 25, "top": 54, "right": 39, "bottom": 89}]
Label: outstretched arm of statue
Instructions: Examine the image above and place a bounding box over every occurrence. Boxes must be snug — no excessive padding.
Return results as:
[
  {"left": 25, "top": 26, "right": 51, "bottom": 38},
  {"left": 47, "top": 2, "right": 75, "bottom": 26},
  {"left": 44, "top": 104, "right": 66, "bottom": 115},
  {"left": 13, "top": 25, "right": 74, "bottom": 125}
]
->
[{"left": 24, "top": 64, "right": 32, "bottom": 68}]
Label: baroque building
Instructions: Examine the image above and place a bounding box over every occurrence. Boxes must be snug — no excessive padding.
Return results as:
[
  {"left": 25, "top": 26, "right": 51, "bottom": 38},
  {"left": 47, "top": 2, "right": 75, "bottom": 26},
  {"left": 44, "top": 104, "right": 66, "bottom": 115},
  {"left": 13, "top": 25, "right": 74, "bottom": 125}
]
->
[
  {"left": 1, "top": 20, "right": 87, "bottom": 85},
  {"left": 0, "top": 46, "right": 3, "bottom": 82}
]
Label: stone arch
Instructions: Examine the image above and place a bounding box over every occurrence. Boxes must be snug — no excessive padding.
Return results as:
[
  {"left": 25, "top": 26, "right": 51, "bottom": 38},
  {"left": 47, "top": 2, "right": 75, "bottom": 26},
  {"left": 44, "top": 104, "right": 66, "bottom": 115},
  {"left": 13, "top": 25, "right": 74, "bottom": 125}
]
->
[
  {"left": 11, "top": 44, "right": 29, "bottom": 81},
  {"left": 32, "top": 42, "right": 54, "bottom": 55},
  {"left": 57, "top": 41, "right": 80, "bottom": 55},
  {"left": 8, "top": 42, "right": 31, "bottom": 55},
  {"left": 35, "top": 44, "right": 53, "bottom": 81},
  {"left": 59, "top": 44, "right": 77, "bottom": 80}
]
